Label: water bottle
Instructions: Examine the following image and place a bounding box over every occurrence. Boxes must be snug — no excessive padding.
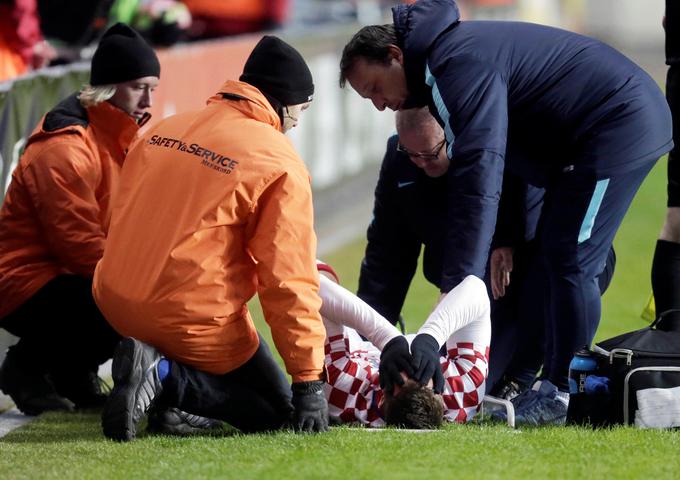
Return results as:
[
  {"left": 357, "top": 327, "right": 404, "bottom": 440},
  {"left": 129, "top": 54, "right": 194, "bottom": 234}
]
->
[{"left": 568, "top": 347, "right": 598, "bottom": 395}]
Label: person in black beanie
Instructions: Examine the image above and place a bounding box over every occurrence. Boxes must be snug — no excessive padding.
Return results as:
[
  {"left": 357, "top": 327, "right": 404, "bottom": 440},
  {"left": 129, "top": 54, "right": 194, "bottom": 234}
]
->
[
  {"left": 96, "top": 35, "right": 329, "bottom": 440},
  {"left": 240, "top": 35, "right": 315, "bottom": 132},
  {"left": 650, "top": 1, "right": 680, "bottom": 331},
  {"left": 0, "top": 23, "right": 162, "bottom": 417}
]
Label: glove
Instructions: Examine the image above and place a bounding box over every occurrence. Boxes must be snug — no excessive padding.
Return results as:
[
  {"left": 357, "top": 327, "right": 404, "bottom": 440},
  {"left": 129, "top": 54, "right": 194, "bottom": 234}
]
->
[
  {"left": 379, "top": 336, "right": 413, "bottom": 393},
  {"left": 410, "top": 333, "right": 445, "bottom": 394},
  {"left": 291, "top": 380, "right": 329, "bottom": 433}
]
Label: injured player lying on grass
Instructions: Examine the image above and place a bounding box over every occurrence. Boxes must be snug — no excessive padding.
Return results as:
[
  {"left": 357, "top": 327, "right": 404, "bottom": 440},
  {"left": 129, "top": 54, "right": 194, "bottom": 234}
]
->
[{"left": 317, "top": 262, "right": 491, "bottom": 429}]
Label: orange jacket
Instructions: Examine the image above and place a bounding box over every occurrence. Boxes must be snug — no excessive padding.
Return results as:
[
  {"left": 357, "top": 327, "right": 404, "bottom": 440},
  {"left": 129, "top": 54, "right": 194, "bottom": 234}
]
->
[
  {"left": 0, "top": 95, "right": 142, "bottom": 319},
  {"left": 183, "top": 0, "right": 289, "bottom": 23},
  {"left": 93, "top": 81, "right": 325, "bottom": 382}
]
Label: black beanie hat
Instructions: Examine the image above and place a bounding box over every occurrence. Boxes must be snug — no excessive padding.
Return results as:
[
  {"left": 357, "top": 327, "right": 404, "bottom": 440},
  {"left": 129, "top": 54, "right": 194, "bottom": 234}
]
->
[
  {"left": 239, "top": 36, "right": 314, "bottom": 106},
  {"left": 90, "top": 23, "right": 161, "bottom": 86}
]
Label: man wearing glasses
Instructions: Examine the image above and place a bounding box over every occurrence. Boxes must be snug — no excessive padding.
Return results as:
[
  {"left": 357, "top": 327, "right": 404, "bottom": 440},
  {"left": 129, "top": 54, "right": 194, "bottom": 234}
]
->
[
  {"left": 358, "top": 107, "right": 542, "bottom": 396},
  {"left": 357, "top": 108, "right": 450, "bottom": 338}
]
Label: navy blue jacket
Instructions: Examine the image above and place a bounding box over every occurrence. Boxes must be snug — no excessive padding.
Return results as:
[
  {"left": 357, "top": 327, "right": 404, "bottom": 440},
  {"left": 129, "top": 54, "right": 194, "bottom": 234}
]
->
[
  {"left": 357, "top": 135, "right": 542, "bottom": 325},
  {"left": 393, "top": 0, "right": 673, "bottom": 291}
]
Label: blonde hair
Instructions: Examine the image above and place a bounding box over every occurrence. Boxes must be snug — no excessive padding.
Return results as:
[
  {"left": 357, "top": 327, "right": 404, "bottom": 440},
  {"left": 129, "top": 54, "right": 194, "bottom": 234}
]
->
[{"left": 78, "top": 84, "right": 117, "bottom": 107}]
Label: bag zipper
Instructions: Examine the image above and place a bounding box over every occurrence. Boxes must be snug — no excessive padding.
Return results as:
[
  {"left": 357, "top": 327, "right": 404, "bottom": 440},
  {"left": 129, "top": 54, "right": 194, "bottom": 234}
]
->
[{"left": 593, "top": 346, "right": 680, "bottom": 364}]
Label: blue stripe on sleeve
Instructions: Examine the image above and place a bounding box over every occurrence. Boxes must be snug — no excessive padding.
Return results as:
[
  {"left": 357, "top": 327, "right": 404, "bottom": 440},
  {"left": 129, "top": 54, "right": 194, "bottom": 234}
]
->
[
  {"left": 425, "top": 64, "right": 456, "bottom": 159},
  {"left": 578, "top": 179, "right": 610, "bottom": 244}
]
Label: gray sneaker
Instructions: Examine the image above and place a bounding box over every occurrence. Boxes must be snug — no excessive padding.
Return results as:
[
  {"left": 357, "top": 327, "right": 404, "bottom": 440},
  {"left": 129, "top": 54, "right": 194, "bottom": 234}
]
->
[
  {"left": 514, "top": 380, "right": 568, "bottom": 426},
  {"left": 147, "top": 407, "right": 223, "bottom": 435},
  {"left": 102, "top": 338, "right": 163, "bottom": 441}
]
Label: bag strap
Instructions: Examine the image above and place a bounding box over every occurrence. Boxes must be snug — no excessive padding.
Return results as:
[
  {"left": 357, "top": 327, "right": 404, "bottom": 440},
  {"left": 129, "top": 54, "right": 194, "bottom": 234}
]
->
[{"left": 651, "top": 309, "right": 680, "bottom": 330}]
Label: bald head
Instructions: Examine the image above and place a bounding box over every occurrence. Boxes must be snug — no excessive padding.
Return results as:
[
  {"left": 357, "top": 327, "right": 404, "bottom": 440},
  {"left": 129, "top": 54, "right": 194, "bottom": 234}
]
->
[
  {"left": 395, "top": 107, "right": 443, "bottom": 139},
  {"left": 395, "top": 107, "right": 450, "bottom": 178}
]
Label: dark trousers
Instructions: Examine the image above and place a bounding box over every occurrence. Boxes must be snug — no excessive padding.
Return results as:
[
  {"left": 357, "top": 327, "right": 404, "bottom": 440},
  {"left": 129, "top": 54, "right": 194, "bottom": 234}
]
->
[
  {"left": 534, "top": 161, "right": 655, "bottom": 390},
  {"left": 487, "top": 241, "right": 544, "bottom": 389},
  {"left": 488, "top": 243, "right": 616, "bottom": 391},
  {"left": 159, "top": 333, "right": 293, "bottom": 433},
  {"left": 0, "top": 275, "right": 120, "bottom": 375},
  {"left": 666, "top": 65, "right": 680, "bottom": 207}
]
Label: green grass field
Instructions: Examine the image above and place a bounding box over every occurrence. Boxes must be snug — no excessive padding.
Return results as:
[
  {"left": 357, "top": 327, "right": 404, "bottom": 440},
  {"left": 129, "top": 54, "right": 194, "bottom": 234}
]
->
[{"left": 2, "top": 160, "right": 679, "bottom": 479}]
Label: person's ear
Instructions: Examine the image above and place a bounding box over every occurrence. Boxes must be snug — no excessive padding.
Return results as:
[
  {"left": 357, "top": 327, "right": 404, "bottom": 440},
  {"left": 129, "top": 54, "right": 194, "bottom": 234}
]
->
[{"left": 387, "top": 44, "right": 404, "bottom": 65}]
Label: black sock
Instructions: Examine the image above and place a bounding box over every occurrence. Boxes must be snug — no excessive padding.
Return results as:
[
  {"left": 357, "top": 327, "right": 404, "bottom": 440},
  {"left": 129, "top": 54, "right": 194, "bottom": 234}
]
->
[{"left": 651, "top": 239, "right": 680, "bottom": 329}]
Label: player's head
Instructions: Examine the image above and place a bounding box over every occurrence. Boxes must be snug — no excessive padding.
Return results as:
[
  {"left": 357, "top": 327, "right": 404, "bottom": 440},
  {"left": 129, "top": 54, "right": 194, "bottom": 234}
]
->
[
  {"left": 79, "top": 23, "right": 160, "bottom": 121},
  {"left": 339, "top": 24, "right": 408, "bottom": 112},
  {"left": 240, "top": 35, "right": 314, "bottom": 133},
  {"left": 382, "top": 377, "right": 445, "bottom": 429},
  {"left": 396, "top": 107, "right": 450, "bottom": 178}
]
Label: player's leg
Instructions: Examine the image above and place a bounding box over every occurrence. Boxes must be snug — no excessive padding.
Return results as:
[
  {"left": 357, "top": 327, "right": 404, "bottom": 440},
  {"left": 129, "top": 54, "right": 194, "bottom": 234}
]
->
[{"left": 651, "top": 61, "right": 680, "bottom": 329}]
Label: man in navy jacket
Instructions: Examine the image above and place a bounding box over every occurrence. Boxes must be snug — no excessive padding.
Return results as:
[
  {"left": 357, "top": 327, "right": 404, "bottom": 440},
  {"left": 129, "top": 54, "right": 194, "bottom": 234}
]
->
[
  {"left": 359, "top": 107, "right": 616, "bottom": 404},
  {"left": 340, "top": 0, "right": 671, "bottom": 424}
]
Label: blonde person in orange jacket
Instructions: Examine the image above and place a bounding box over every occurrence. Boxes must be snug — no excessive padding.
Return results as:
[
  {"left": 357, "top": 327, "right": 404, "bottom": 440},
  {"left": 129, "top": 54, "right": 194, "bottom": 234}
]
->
[
  {"left": 94, "top": 36, "right": 328, "bottom": 440},
  {"left": 0, "top": 24, "right": 160, "bottom": 415}
]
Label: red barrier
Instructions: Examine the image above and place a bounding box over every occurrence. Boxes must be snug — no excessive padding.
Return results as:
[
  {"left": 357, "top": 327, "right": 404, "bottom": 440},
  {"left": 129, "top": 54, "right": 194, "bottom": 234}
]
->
[{"left": 150, "top": 35, "right": 261, "bottom": 122}]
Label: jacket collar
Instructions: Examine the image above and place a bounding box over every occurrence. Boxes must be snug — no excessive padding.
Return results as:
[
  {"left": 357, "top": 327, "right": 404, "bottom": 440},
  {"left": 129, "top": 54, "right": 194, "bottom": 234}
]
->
[
  {"left": 31, "top": 94, "right": 145, "bottom": 160},
  {"left": 393, "top": 0, "right": 461, "bottom": 106},
  {"left": 86, "top": 100, "right": 144, "bottom": 160},
  {"left": 208, "top": 80, "right": 282, "bottom": 132}
]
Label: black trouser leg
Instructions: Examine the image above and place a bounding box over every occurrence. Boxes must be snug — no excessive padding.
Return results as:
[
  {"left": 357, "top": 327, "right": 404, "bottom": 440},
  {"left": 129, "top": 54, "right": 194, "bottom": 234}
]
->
[
  {"left": 487, "top": 242, "right": 544, "bottom": 390},
  {"left": 0, "top": 275, "right": 120, "bottom": 374},
  {"left": 161, "top": 334, "right": 293, "bottom": 433},
  {"left": 666, "top": 65, "right": 680, "bottom": 207},
  {"left": 651, "top": 239, "right": 680, "bottom": 329}
]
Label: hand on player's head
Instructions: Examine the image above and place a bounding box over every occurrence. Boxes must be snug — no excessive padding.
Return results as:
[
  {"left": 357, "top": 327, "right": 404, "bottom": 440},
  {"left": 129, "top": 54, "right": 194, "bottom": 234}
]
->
[{"left": 379, "top": 336, "right": 413, "bottom": 394}]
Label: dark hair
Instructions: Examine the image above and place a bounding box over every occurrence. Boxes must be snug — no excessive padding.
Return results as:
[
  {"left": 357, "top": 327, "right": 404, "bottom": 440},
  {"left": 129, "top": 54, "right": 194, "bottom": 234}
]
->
[
  {"left": 382, "top": 381, "right": 445, "bottom": 429},
  {"left": 339, "top": 24, "right": 398, "bottom": 88}
]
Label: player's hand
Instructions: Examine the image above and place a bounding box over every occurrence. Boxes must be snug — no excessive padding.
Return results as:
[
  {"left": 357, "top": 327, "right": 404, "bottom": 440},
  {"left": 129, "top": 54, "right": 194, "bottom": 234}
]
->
[
  {"left": 490, "top": 247, "right": 514, "bottom": 300},
  {"left": 291, "top": 381, "right": 329, "bottom": 433},
  {"left": 379, "top": 336, "right": 413, "bottom": 393},
  {"left": 410, "top": 334, "right": 445, "bottom": 394}
]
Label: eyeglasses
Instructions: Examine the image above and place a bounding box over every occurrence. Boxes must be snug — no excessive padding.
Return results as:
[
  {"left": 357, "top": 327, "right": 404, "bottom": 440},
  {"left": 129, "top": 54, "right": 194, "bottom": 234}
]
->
[{"left": 396, "top": 139, "right": 446, "bottom": 161}]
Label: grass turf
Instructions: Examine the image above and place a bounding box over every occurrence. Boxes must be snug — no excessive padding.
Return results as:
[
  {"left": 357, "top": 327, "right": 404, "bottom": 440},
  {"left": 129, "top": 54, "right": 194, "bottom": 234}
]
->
[{"left": 1, "top": 160, "right": 679, "bottom": 479}]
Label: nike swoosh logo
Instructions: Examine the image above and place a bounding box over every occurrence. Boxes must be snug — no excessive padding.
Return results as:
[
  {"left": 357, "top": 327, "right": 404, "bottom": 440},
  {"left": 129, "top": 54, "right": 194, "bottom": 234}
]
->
[{"left": 398, "top": 181, "right": 415, "bottom": 188}]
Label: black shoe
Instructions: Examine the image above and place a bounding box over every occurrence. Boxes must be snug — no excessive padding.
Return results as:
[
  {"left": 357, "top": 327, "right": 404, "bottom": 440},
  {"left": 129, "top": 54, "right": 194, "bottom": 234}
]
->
[
  {"left": 0, "top": 348, "right": 74, "bottom": 415},
  {"left": 490, "top": 375, "right": 524, "bottom": 402},
  {"left": 50, "top": 369, "right": 109, "bottom": 409},
  {"left": 147, "top": 407, "right": 223, "bottom": 436},
  {"left": 101, "top": 338, "right": 163, "bottom": 441}
]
